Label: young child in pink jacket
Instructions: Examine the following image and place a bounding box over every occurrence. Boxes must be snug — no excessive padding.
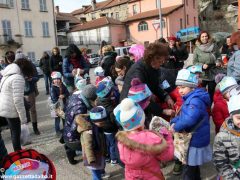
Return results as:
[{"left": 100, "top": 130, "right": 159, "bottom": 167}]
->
[{"left": 114, "top": 98, "right": 174, "bottom": 180}]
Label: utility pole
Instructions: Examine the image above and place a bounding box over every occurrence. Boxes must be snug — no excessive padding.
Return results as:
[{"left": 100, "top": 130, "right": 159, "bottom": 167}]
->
[{"left": 158, "top": 0, "right": 163, "bottom": 38}]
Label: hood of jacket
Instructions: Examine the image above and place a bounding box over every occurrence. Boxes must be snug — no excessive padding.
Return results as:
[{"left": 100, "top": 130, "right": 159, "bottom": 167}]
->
[
  {"left": 116, "top": 130, "right": 167, "bottom": 167},
  {"left": 1, "top": 63, "right": 21, "bottom": 77},
  {"left": 104, "top": 51, "right": 117, "bottom": 58},
  {"left": 183, "top": 88, "right": 211, "bottom": 107},
  {"left": 221, "top": 118, "right": 240, "bottom": 137}
]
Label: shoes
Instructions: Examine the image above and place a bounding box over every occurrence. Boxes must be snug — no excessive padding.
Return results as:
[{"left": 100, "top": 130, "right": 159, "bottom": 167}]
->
[
  {"left": 66, "top": 150, "right": 79, "bottom": 165},
  {"left": 173, "top": 162, "right": 183, "bottom": 175},
  {"left": 105, "top": 158, "right": 110, "bottom": 163},
  {"left": 101, "top": 173, "right": 110, "bottom": 179},
  {"left": 32, "top": 122, "right": 40, "bottom": 135},
  {"left": 110, "top": 160, "right": 118, "bottom": 165}
]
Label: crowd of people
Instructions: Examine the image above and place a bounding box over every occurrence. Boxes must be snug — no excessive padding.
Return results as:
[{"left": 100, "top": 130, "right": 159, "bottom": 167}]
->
[{"left": 0, "top": 30, "right": 240, "bottom": 180}]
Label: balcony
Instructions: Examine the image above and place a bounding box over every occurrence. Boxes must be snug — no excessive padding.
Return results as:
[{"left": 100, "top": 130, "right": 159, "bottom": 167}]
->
[{"left": 0, "top": 34, "right": 22, "bottom": 47}]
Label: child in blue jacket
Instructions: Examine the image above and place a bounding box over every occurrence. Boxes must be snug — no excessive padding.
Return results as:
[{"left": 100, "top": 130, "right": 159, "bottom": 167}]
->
[
  {"left": 170, "top": 69, "right": 212, "bottom": 180},
  {"left": 50, "top": 71, "right": 69, "bottom": 136}
]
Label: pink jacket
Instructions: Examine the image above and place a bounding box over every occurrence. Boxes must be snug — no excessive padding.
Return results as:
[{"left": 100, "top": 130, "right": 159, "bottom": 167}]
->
[{"left": 116, "top": 130, "right": 174, "bottom": 180}]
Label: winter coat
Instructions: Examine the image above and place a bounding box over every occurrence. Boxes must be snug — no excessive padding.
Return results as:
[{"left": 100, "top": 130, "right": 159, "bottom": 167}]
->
[
  {"left": 39, "top": 57, "right": 51, "bottom": 75},
  {"left": 50, "top": 54, "right": 63, "bottom": 73},
  {"left": 62, "top": 56, "right": 90, "bottom": 87},
  {"left": 170, "top": 88, "right": 211, "bottom": 148},
  {"left": 0, "top": 64, "right": 27, "bottom": 124},
  {"left": 24, "top": 63, "right": 39, "bottom": 95},
  {"left": 50, "top": 83, "right": 69, "bottom": 105},
  {"left": 212, "top": 90, "right": 229, "bottom": 133},
  {"left": 76, "top": 115, "right": 106, "bottom": 169},
  {"left": 63, "top": 92, "right": 90, "bottom": 142},
  {"left": 193, "top": 42, "right": 221, "bottom": 81},
  {"left": 159, "top": 67, "right": 178, "bottom": 93},
  {"left": 116, "top": 130, "right": 174, "bottom": 180},
  {"left": 213, "top": 118, "right": 240, "bottom": 180},
  {"left": 101, "top": 51, "right": 117, "bottom": 78},
  {"left": 120, "top": 60, "right": 168, "bottom": 102},
  {"left": 227, "top": 50, "right": 240, "bottom": 81}
]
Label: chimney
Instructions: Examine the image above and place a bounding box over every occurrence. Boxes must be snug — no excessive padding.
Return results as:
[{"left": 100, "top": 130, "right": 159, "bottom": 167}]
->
[
  {"left": 82, "top": 5, "right": 88, "bottom": 10},
  {"left": 91, "top": 0, "right": 96, "bottom": 10},
  {"left": 55, "top": 6, "right": 59, "bottom": 14}
]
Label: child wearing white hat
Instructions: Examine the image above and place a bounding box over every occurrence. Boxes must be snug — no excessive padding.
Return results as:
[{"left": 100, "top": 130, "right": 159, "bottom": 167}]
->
[
  {"left": 94, "top": 66, "right": 105, "bottom": 86},
  {"left": 213, "top": 95, "right": 240, "bottom": 180},
  {"left": 114, "top": 98, "right": 174, "bottom": 180}
]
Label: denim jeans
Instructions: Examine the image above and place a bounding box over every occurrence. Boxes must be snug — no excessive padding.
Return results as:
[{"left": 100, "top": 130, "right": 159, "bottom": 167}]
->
[
  {"left": 91, "top": 169, "right": 104, "bottom": 180},
  {"left": 43, "top": 74, "right": 51, "bottom": 93},
  {"left": 6, "top": 118, "right": 22, "bottom": 151},
  {"left": 104, "top": 133, "right": 117, "bottom": 161},
  {"left": 0, "top": 131, "right": 8, "bottom": 167},
  {"left": 55, "top": 117, "right": 65, "bottom": 133}
]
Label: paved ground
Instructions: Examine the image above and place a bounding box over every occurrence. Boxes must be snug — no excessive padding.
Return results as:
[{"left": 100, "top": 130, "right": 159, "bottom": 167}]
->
[{"left": 2, "top": 67, "right": 218, "bottom": 180}]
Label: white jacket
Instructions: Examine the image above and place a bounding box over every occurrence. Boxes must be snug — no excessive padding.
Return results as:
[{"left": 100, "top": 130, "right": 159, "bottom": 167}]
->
[{"left": 0, "top": 64, "right": 27, "bottom": 123}]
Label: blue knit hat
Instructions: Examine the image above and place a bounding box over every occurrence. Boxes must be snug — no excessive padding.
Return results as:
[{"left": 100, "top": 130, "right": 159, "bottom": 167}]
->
[
  {"left": 187, "top": 65, "right": 203, "bottom": 74},
  {"left": 114, "top": 98, "right": 145, "bottom": 131},
  {"left": 218, "top": 76, "right": 237, "bottom": 94},
  {"left": 96, "top": 79, "right": 114, "bottom": 98},
  {"left": 90, "top": 106, "right": 107, "bottom": 122},
  {"left": 176, "top": 69, "right": 198, "bottom": 88}
]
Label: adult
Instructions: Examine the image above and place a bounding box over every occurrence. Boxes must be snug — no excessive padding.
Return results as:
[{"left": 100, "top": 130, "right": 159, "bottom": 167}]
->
[
  {"left": 4, "top": 51, "right": 15, "bottom": 65},
  {"left": 39, "top": 52, "right": 51, "bottom": 95},
  {"left": 193, "top": 31, "right": 221, "bottom": 103},
  {"left": 120, "top": 42, "right": 174, "bottom": 114},
  {"left": 113, "top": 56, "right": 133, "bottom": 92},
  {"left": 221, "top": 36, "right": 233, "bottom": 56},
  {"left": 227, "top": 31, "right": 240, "bottom": 84},
  {"left": 176, "top": 38, "right": 189, "bottom": 69},
  {"left": 101, "top": 45, "right": 117, "bottom": 79},
  {"left": 16, "top": 53, "right": 40, "bottom": 135},
  {"left": 0, "top": 58, "right": 34, "bottom": 151},
  {"left": 62, "top": 44, "right": 90, "bottom": 93},
  {"left": 50, "top": 47, "right": 63, "bottom": 74}
]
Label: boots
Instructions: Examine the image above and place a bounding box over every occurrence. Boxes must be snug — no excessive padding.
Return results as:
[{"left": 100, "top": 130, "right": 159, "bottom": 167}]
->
[
  {"left": 66, "top": 149, "right": 78, "bottom": 165},
  {"left": 32, "top": 122, "right": 40, "bottom": 135}
]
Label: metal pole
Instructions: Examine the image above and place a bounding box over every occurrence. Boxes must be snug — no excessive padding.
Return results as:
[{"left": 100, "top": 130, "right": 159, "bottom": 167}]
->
[{"left": 158, "top": 0, "right": 163, "bottom": 38}]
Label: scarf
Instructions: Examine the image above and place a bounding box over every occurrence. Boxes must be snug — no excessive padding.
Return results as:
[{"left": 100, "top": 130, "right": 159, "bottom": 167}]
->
[{"left": 198, "top": 42, "right": 214, "bottom": 53}]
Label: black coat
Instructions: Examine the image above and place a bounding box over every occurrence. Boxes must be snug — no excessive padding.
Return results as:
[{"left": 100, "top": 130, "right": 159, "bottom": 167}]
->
[
  {"left": 101, "top": 52, "right": 117, "bottom": 78},
  {"left": 50, "top": 55, "right": 63, "bottom": 73},
  {"left": 39, "top": 57, "right": 51, "bottom": 74},
  {"left": 120, "top": 60, "right": 168, "bottom": 103}
]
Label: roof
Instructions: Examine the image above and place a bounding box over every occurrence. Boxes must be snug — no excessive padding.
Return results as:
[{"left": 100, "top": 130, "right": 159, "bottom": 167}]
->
[
  {"left": 71, "top": 6, "right": 91, "bottom": 15},
  {"left": 102, "top": 0, "right": 130, "bottom": 10},
  {"left": 124, "top": 4, "right": 183, "bottom": 22},
  {"left": 70, "top": 17, "right": 123, "bottom": 32},
  {"left": 56, "top": 12, "right": 81, "bottom": 24}
]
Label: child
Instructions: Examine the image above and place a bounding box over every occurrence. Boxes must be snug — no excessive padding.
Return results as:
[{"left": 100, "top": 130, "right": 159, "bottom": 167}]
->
[
  {"left": 94, "top": 66, "right": 105, "bottom": 86},
  {"left": 170, "top": 69, "right": 212, "bottom": 179},
  {"left": 218, "top": 76, "right": 238, "bottom": 101},
  {"left": 96, "top": 78, "right": 119, "bottom": 164},
  {"left": 114, "top": 98, "right": 174, "bottom": 180},
  {"left": 75, "top": 106, "right": 110, "bottom": 179},
  {"left": 50, "top": 71, "right": 69, "bottom": 136},
  {"left": 213, "top": 95, "right": 240, "bottom": 179}
]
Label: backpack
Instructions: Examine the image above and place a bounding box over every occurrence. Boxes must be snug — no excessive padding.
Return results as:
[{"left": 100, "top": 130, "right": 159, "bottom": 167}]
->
[{"left": 1, "top": 149, "right": 56, "bottom": 180}]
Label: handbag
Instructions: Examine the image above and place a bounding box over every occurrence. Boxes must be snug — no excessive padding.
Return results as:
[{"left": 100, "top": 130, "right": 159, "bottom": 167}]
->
[{"left": 173, "top": 107, "right": 205, "bottom": 164}]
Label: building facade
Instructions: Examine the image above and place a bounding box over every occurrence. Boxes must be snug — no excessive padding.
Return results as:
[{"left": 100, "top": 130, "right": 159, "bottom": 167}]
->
[{"left": 0, "top": 0, "right": 56, "bottom": 61}]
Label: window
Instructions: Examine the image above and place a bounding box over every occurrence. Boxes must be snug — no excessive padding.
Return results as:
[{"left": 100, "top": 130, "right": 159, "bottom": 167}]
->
[
  {"left": 8, "top": 0, "right": 14, "bottom": 8},
  {"left": 187, "top": 14, "right": 189, "bottom": 25},
  {"left": 0, "top": 0, "right": 14, "bottom": 8},
  {"left": 111, "top": 13, "right": 113, "bottom": 18},
  {"left": 24, "top": 21, "right": 32, "bottom": 37},
  {"left": 138, "top": 21, "right": 148, "bottom": 31},
  {"left": 133, "top": 4, "right": 137, "bottom": 15},
  {"left": 21, "top": 0, "right": 29, "bottom": 9},
  {"left": 194, "top": 17, "right": 196, "bottom": 26},
  {"left": 91, "top": 13, "right": 96, "bottom": 20},
  {"left": 116, "top": 12, "right": 119, "bottom": 20},
  {"left": 193, "top": 0, "right": 195, "bottom": 9},
  {"left": 39, "top": 0, "right": 47, "bottom": 11},
  {"left": 180, "top": 18, "right": 183, "bottom": 29},
  {"left": 27, "top": 52, "right": 35, "bottom": 62},
  {"left": 186, "top": 0, "right": 188, "bottom": 6},
  {"left": 2, "top": 20, "right": 12, "bottom": 42},
  {"left": 42, "top": 22, "right": 49, "bottom": 37}
]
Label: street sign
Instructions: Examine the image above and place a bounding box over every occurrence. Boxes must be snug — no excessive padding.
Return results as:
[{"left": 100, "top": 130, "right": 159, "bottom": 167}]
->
[{"left": 152, "top": 19, "right": 160, "bottom": 31}]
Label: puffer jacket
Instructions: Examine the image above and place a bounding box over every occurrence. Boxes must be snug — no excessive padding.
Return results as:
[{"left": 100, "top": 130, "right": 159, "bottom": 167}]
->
[
  {"left": 213, "top": 118, "right": 240, "bottom": 180},
  {"left": 0, "top": 64, "right": 27, "bottom": 123},
  {"left": 170, "top": 88, "right": 211, "bottom": 147},
  {"left": 227, "top": 50, "right": 240, "bottom": 82},
  {"left": 50, "top": 54, "right": 63, "bottom": 73},
  {"left": 116, "top": 130, "right": 174, "bottom": 180},
  {"left": 212, "top": 90, "right": 229, "bottom": 133}
]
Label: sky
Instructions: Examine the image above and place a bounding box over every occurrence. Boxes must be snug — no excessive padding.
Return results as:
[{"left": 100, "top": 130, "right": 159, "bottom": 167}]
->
[{"left": 54, "top": 0, "right": 105, "bottom": 13}]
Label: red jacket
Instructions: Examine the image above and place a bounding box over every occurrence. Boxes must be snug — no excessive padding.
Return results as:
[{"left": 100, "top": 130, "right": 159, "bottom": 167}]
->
[{"left": 212, "top": 90, "right": 229, "bottom": 133}]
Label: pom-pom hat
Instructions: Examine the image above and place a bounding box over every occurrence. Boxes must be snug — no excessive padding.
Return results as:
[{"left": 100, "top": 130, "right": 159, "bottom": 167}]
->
[
  {"left": 218, "top": 76, "right": 237, "bottom": 94},
  {"left": 114, "top": 98, "right": 145, "bottom": 131},
  {"left": 176, "top": 69, "right": 198, "bottom": 88},
  {"left": 94, "top": 67, "right": 105, "bottom": 77},
  {"left": 96, "top": 77, "right": 114, "bottom": 98},
  {"left": 75, "top": 76, "right": 87, "bottom": 91},
  {"left": 228, "top": 95, "right": 240, "bottom": 115}
]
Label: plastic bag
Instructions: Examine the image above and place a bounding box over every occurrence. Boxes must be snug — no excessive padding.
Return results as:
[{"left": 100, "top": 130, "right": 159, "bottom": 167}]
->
[{"left": 20, "top": 124, "right": 31, "bottom": 145}]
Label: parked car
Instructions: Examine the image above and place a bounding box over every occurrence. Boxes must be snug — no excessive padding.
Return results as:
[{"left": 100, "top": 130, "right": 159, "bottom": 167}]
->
[
  {"left": 88, "top": 53, "right": 101, "bottom": 67},
  {"left": 115, "top": 46, "right": 131, "bottom": 56}
]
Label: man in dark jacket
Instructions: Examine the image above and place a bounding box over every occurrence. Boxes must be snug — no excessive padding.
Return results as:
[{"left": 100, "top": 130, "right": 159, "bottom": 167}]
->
[{"left": 39, "top": 52, "right": 51, "bottom": 95}]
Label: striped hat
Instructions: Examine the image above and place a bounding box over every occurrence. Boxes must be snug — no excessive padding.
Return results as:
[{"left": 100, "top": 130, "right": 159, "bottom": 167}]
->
[{"left": 176, "top": 69, "right": 198, "bottom": 88}]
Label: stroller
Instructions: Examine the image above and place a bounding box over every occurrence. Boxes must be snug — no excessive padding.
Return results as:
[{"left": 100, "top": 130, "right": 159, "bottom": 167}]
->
[{"left": 1, "top": 149, "right": 56, "bottom": 180}]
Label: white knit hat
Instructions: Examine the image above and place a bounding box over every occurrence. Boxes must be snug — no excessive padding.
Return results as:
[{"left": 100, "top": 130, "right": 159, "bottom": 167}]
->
[
  {"left": 94, "top": 66, "right": 105, "bottom": 77},
  {"left": 114, "top": 98, "right": 145, "bottom": 131},
  {"left": 218, "top": 76, "right": 237, "bottom": 94},
  {"left": 176, "top": 69, "right": 198, "bottom": 88},
  {"left": 228, "top": 94, "right": 240, "bottom": 115}
]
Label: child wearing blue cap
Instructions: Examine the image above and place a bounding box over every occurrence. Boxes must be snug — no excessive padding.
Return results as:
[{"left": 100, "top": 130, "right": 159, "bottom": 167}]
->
[{"left": 170, "top": 69, "right": 212, "bottom": 178}]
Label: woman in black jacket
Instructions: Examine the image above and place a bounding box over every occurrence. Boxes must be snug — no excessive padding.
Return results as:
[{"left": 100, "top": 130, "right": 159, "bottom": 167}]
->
[
  {"left": 50, "top": 47, "right": 63, "bottom": 74},
  {"left": 120, "top": 42, "right": 175, "bottom": 116},
  {"left": 39, "top": 52, "right": 51, "bottom": 94}
]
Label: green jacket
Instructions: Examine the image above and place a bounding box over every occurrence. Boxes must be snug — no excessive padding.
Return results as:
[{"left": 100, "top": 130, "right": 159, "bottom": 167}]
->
[{"left": 193, "top": 43, "right": 221, "bottom": 81}]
